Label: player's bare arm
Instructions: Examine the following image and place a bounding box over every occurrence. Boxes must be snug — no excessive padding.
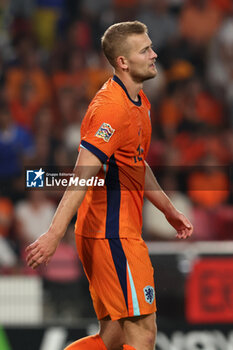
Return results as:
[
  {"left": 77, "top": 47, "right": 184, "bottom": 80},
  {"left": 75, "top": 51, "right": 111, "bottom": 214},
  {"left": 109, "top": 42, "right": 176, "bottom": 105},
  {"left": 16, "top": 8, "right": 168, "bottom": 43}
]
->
[
  {"left": 144, "top": 161, "right": 193, "bottom": 239},
  {"left": 25, "top": 148, "right": 102, "bottom": 269}
]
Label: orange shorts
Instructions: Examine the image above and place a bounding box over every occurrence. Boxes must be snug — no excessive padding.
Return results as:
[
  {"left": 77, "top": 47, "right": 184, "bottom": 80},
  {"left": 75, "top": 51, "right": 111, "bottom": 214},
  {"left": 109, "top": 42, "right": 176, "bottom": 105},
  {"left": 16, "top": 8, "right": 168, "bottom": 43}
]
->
[{"left": 75, "top": 235, "right": 156, "bottom": 321}]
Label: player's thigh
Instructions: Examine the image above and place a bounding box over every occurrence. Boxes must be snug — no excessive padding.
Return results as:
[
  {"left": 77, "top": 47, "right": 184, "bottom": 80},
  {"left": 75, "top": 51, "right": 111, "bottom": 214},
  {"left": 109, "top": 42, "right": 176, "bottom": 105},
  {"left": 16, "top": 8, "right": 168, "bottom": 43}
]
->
[
  {"left": 120, "top": 313, "right": 157, "bottom": 348},
  {"left": 99, "top": 316, "right": 125, "bottom": 350},
  {"left": 99, "top": 313, "right": 157, "bottom": 350}
]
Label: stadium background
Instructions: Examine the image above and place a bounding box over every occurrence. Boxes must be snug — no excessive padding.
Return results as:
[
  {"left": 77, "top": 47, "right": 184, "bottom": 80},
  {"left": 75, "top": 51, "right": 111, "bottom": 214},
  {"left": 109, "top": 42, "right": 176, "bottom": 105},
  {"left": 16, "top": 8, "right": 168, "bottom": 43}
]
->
[{"left": 0, "top": 0, "right": 232, "bottom": 349}]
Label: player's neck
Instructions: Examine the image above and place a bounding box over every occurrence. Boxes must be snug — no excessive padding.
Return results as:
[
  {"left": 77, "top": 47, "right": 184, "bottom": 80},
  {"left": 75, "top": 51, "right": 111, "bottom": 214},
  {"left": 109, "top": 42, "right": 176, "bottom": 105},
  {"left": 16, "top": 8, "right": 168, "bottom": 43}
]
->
[{"left": 114, "top": 72, "right": 143, "bottom": 102}]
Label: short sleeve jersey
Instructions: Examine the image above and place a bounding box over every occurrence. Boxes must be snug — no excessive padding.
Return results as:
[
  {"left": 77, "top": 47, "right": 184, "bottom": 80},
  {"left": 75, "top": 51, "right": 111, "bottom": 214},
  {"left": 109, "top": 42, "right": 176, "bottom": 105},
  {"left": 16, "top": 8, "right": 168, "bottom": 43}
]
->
[{"left": 75, "top": 75, "right": 152, "bottom": 239}]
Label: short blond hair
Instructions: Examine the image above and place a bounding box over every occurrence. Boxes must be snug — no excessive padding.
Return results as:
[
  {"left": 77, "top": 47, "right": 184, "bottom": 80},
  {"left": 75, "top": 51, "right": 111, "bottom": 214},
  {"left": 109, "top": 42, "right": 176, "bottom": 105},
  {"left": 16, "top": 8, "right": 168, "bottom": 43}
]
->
[{"left": 101, "top": 21, "right": 148, "bottom": 68}]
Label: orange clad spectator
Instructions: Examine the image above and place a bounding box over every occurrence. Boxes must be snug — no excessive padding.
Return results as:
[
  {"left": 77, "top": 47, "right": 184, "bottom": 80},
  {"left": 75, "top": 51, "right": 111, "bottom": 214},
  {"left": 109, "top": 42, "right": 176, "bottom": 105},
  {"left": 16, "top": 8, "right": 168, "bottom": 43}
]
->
[
  {"left": 173, "top": 133, "right": 206, "bottom": 165},
  {"left": 52, "top": 70, "right": 87, "bottom": 95},
  {"left": 0, "top": 197, "right": 17, "bottom": 268},
  {"left": 171, "top": 127, "right": 231, "bottom": 167},
  {"left": 160, "top": 61, "right": 195, "bottom": 138},
  {"left": 6, "top": 67, "right": 51, "bottom": 104},
  {"left": 86, "top": 68, "right": 112, "bottom": 100},
  {"left": 187, "top": 170, "right": 229, "bottom": 208},
  {"left": 6, "top": 35, "right": 51, "bottom": 104},
  {"left": 85, "top": 53, "right": 112, "bottom": 100},
  {"left": 196, "top": 92, "right": 223, "bottom": 126},
  {"left": 177, "top": 76, "right": 224, "bottom": 127},
  {"left": 179, "top": 0, "right": 222, "bottom": 44},
  {"left": 212, "top": 0, "right": 233, "bottom": 13},
  {"left": 52, "top": 48, "right": 87, "bottom": 102},
  {"left": 160, "top": 97, "right": 183, "bottom": 136},
  {"left": 0, "top": 197, "right": 13, "bottom": 238},
  {"left": 9, "top": 81, "right": 40, "bottom": 130},
  {"left": 166, "top": 61, "right": 195, "bottom": 83}
]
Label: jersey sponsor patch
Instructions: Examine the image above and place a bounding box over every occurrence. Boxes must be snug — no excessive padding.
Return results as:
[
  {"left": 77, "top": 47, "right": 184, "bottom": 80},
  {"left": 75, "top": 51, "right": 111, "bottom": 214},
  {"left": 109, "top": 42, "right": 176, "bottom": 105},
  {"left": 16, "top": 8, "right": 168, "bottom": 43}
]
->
[
  {"left": 95, "top": 123, "right": 115, "bottom": 142},
  {"left": 143, "top": 285, "right": 155, "bottom": 304}
]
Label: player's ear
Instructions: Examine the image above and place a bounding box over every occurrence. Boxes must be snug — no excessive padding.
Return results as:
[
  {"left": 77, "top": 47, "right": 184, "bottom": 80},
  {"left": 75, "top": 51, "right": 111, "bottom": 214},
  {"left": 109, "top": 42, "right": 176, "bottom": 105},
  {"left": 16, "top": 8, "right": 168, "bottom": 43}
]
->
[{"left": 116, "top": 56, "right": 129, "bottom": 71}]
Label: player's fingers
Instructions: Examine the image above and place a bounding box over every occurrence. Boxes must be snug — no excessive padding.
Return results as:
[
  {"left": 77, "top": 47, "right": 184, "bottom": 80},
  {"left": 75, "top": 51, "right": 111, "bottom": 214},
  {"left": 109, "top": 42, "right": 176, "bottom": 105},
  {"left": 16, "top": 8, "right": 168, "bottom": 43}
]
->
[
  {"left": 183, "top": 226, "right": 193, "bottom": 239},
  {"left": 176, "top": 230, "right": 183, "bottom": 239},
  {"left": 185, "top": 221, "right": 192, "bottom": 229},
  {"left": 186, "top": 228, "right": 193, "bottom": 237},
  {"left": 181, "top": 229, "right": 187, "bottom": 239},
  {"left": 30, "top": 258, "right": 44, "bottom": 269},
  {"left": 183, "top": 230, "right": 190, "bottom": 239},
  {"left": 25, "top": 241, "right": 38, "bottom": 253},
  {"left": 184, "top": 223, "right": 193, "bottom": 237},
  {"left": 31, "top": 256, "right": 44, "bottom": 269},
  {"left": 26, "top": 252, "right": 41, "bottom": 266},
  {"left": 177, "top": 229, "right": 186, "bottom": 239},
  {"left": 26, "top": 247, "right": 40, "bottom": 263},
  {"left": 28, "top": 251, "right": 46, "bottom": 267},
  {"left": 181, "top": 216, "right": 192, "bottom": 230}
]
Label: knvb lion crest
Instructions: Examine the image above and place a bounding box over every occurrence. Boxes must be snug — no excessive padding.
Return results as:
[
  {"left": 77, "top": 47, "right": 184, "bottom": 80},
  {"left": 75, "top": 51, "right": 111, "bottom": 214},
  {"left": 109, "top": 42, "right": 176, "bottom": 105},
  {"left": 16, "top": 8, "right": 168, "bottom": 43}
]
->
[{"left": 143, "top": 285, "right": 155, "bottom": 304}]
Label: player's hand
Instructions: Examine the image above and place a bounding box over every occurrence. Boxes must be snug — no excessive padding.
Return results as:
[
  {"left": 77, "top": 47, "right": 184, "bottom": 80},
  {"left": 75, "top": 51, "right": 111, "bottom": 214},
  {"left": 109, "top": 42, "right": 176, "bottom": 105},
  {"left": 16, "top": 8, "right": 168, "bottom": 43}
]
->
[
  {"left": 25, "top": 231, "right": 60, "bottom": 269},
  {"left": 165, "top": 210, "right": 193, "bottom": 239}
]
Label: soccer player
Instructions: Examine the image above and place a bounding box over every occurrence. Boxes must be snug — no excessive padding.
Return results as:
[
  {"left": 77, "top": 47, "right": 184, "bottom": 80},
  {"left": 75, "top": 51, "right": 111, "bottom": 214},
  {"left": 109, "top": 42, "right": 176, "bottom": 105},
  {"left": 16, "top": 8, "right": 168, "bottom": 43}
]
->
[{"left": 26, "top": 21, "right": 193, "bottom": 350}]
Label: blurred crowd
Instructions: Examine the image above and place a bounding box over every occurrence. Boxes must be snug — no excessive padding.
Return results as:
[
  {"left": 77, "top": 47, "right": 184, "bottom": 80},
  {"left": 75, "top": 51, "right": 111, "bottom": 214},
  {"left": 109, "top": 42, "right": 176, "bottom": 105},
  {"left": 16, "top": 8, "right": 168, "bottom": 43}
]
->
[{"left": 0, "top": 0, "right": 232, "bottom": 279}]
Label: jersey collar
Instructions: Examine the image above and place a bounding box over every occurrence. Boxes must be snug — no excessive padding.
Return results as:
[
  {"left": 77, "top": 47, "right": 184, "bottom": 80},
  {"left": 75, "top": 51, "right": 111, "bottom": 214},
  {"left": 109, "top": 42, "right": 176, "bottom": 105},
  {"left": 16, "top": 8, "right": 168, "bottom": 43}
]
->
[{"left": 113, "top": 75, "right": 142, "bottom": 107}]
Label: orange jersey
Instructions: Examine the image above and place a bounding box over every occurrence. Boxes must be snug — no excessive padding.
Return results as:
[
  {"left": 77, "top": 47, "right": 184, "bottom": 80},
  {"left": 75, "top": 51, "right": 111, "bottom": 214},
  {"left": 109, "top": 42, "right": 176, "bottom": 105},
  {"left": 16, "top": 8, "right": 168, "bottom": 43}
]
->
[{"left": 75, "top": 75, "right": 152, "bottom": 239}]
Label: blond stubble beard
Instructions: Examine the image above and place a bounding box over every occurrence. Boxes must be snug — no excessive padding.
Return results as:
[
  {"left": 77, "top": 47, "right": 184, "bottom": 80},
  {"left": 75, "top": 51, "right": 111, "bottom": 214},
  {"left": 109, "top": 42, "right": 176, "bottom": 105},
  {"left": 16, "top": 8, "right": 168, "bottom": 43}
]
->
[{"left": 130, "top": 68, "right": 157, "bottom": 84}]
